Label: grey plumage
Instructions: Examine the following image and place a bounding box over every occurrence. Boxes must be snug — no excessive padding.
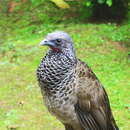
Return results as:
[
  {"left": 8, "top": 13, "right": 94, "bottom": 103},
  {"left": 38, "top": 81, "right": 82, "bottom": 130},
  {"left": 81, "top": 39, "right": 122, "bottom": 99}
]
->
[{"left": 36, "top": 31, "right": 119, "bottom": 130}]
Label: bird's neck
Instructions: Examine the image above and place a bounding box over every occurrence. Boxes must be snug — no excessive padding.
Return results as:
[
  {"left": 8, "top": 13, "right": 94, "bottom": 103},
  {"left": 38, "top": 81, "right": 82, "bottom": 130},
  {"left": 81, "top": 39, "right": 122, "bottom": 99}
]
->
[{"left": 38, "top": 51, "right": 76, "bottom": 95}]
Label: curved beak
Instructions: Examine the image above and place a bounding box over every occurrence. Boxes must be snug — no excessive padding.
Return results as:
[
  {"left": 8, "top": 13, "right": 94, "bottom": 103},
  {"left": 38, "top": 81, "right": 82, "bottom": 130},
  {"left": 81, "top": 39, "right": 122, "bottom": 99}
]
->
[{"left": 39, "top": 39, "right": 55, "bottom": 47}]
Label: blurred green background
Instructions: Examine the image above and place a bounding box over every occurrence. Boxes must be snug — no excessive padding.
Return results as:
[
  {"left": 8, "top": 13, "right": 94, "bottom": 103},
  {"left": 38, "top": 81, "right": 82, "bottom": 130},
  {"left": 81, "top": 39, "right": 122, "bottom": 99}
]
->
[{"left": 0, "top": 0, "right": 130, "bottom": 130}]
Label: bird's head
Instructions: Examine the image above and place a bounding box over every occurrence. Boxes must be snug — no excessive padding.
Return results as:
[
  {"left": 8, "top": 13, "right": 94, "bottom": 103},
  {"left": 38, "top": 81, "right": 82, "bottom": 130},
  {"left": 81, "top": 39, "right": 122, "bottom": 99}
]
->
[{"left": 40, "top": 31, "right": 75, "bottom": 56}]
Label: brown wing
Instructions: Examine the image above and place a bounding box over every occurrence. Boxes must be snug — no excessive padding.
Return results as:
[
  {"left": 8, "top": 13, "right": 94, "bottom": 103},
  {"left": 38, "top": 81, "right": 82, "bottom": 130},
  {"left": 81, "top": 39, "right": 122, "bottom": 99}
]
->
[{"left": 75, "top": 59, "right": 119, "bottom": 130}]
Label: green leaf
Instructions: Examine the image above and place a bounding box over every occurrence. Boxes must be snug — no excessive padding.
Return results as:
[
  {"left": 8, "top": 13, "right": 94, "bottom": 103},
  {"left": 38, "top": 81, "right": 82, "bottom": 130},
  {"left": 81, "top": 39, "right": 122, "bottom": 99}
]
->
[
  {"left": 85, "top": 1, "right": 92, "bottom": 7},
  {"left": 31, "top": 0, "right": 43, "bottom": 6},
  {"left": 106, "top": 0, "right": 113, "bottom": 6},
  {"left": 98, "top": 0, "right": 105, "bottom": 4}
]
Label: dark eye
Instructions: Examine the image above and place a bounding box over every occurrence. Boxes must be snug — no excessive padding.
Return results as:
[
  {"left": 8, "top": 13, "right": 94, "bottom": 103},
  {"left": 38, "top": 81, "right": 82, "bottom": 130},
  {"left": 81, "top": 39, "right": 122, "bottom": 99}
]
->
[{"left": 56, "top": 39, "right": 61, "bottom": 43}]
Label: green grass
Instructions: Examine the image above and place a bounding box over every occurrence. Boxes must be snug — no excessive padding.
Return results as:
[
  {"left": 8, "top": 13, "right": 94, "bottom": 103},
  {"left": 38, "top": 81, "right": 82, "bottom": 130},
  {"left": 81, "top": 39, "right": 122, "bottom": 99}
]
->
[{"left": 0, "top": 23, "right": 130, "bottom": 130}]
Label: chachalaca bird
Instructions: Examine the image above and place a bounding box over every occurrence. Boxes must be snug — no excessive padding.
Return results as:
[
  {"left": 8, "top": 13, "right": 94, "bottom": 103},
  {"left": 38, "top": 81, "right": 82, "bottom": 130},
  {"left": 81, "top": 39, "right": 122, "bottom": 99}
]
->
[{"left": 36, "top": 31, "right": 119, "bottom": 130}]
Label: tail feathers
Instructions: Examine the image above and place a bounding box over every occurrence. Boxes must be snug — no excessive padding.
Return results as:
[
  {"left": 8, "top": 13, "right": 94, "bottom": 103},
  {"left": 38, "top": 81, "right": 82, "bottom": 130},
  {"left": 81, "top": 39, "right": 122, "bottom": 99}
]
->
[{"left": 108, "top": 121, "right": 119, "bottom": 130}]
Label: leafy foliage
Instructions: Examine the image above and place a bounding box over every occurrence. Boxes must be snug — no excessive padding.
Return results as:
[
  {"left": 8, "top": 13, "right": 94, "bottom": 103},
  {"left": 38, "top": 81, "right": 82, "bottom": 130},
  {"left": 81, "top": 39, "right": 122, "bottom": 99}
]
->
[
  {"left": 84, "top": 0, "right": 112, "bottom": 7},
  {"left": 0, "top": 0, "right": 128, "bottom": 21},
  {"left": 30, "top": 0, "right": 44, "bottom": 6}
]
